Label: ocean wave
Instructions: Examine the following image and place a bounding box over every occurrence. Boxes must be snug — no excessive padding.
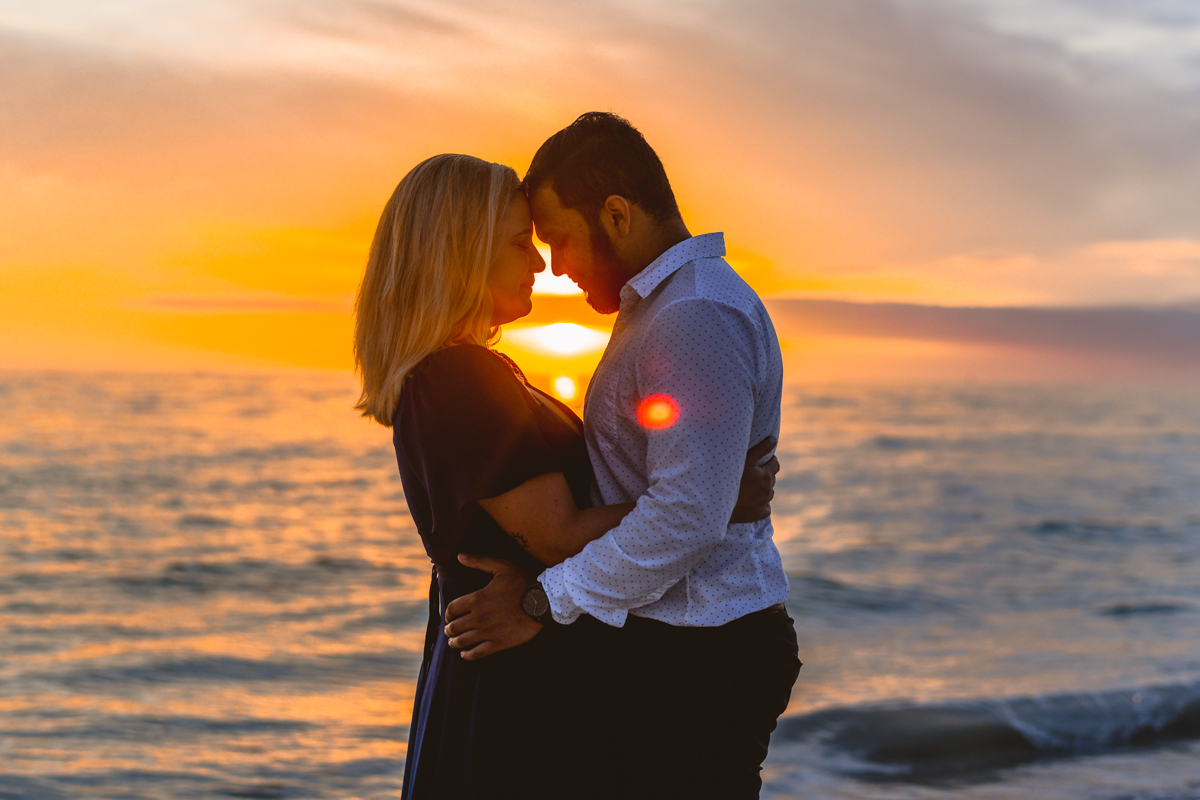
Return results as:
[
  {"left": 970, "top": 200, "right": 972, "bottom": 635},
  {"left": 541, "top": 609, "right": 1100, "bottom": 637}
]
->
[
  {"left": 1108, "top": 791, "right": 1200, "bottom": 800},
  {"left": 792, "top": 394, "right": 859, "bottom": 409},
  {"left": 111, "top": 556, "right": 415, "bottom": 595},
  {"left": 1024, "top": 517, "right": 1176, "bottom": 542},
  {"left": 0, "top": 776, "right": 69, "bottom": 800},
  {"left": 1100, "top": 601, "right": 1192, "bottom": 617},
  {"left": 788, "top": 573, "right": 956, "bottom": 614},
  {"left": 776, "top": 682, "right": 1200, "bottom": 782},
  {"left": 176, "top": 514, "right": 234, "bottom": 529},
  {"left": 869, "top": 435, "right": 937, "bottom": 451},
  {"left": 6, "top": 714, "right": 314, "bottom": 741},
  {"left": 50, "top": 651, "right": 420, "bottom": 688}
]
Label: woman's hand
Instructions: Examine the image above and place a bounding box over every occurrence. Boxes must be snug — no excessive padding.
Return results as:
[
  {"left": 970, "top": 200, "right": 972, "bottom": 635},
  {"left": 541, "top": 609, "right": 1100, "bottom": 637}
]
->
[
  {"left": 443, "top": 554, "right": 542, "bottom": 661},
  {"left": 730, "top": 436, "right": 779, "bottom": 523}
]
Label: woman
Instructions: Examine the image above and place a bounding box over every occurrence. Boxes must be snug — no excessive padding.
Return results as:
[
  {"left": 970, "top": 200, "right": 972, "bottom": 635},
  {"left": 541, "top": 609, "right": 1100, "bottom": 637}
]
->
[{"left": 354, "top": 155, "right": 774, "bottom": 799}]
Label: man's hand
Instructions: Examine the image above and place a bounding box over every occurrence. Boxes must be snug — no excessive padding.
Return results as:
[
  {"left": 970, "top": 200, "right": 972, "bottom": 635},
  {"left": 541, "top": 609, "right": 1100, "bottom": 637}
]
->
[
  {"left": 443, "top": 554, "right": 543, "bottom": 661},
  {"left": 730, "top": 436, "right": 779, "bottom": 523}
]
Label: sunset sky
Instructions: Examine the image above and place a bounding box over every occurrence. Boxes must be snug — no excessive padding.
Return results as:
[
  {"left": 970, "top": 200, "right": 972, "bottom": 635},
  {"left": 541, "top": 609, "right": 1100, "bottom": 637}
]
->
[{"left": 3, "top": 0, "right": 1200, "bottom": 383}]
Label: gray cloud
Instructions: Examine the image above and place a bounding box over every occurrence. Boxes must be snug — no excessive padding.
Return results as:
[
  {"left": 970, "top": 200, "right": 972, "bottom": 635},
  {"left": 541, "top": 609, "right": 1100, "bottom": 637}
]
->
[
  {"left": 656, "top": 0, "right": 1200, "bottom": 256},
  {"left": 766, "top": 298, "right": 1200, "bottom": 377}
]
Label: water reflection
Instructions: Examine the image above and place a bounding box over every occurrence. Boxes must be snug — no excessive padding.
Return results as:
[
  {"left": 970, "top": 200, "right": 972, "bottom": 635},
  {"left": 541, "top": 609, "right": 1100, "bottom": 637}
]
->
[{"left": 3, "top": 374, "right": 1200, "bottom": 799}]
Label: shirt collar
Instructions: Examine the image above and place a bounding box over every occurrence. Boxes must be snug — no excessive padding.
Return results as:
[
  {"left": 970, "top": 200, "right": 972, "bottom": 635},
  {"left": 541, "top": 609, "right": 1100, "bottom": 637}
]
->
[{"left": 625, "top": 232, "right": 725, "bottom": 300}]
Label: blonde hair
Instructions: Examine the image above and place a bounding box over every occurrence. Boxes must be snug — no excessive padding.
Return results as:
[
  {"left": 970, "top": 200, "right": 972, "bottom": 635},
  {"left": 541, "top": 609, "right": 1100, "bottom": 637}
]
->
[{"left": 354, "top": 154, "right": 520, "bottom": 426}]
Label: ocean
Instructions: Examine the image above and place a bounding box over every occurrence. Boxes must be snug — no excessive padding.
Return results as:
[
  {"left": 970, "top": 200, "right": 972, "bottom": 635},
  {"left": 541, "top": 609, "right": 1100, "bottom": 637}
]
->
[{"left": 1, "top": 371, "right": 1197, "bottom": 799}]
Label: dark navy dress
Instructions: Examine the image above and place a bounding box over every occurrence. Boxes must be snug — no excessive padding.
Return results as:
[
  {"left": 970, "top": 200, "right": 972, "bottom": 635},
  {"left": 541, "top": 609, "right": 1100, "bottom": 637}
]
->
[{"left": 392, "top": 345, "right": 612, "bottom": 800}]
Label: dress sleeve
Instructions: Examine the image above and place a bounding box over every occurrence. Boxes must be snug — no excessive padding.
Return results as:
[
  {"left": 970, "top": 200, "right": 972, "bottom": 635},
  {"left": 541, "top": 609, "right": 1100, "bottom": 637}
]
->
[{"left": 396, "top": 345, "right": 559, "bottom": 514}]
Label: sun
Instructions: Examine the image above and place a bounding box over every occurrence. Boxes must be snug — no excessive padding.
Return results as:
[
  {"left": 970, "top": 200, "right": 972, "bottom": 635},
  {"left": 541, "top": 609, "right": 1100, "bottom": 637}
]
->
[{"left": 502, "top": 323, "right": 610, "bottom": 357}]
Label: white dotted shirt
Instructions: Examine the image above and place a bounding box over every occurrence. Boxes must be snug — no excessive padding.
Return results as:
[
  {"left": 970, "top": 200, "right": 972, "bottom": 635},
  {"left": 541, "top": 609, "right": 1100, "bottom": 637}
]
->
[{"left": 538, "top": 233, "right": 789, "bottom": 627}]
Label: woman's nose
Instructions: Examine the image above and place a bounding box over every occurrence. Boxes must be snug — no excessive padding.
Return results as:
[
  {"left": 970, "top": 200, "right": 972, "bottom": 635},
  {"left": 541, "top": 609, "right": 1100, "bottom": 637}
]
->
[{"left": 532, "top": 245, "right": 547, "bottom": 273}]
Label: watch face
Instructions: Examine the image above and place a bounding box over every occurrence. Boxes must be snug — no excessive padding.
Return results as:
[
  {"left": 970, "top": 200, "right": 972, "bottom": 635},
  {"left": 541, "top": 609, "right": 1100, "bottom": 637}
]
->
[{"left": 523, "top": 586, "right": 549, "bottom": 617}]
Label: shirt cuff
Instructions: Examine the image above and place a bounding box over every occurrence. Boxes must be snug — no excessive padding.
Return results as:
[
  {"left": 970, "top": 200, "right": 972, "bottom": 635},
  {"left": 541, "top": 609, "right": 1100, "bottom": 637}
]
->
[{"left": 538, "top": 566, "right": 629, "bottom": 627}]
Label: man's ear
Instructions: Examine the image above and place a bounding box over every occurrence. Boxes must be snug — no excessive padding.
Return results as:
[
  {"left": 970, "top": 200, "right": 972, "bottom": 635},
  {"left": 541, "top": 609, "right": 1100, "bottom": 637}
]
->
[{"left": 600, "top": 195, "right": 632, "bottom": 239}]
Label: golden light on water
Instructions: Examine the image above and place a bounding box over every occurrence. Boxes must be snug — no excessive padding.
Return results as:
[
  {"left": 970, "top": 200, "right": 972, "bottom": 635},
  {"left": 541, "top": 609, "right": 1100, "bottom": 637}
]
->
[
  {"left": 553, "top": 376, "right": 578, "bottom": 400},
  {"left": 494, "top": 318, "right": 610, "bottom": 409},
  {"left": 503, "top": 322, "right": 610, "bottom": 357}
]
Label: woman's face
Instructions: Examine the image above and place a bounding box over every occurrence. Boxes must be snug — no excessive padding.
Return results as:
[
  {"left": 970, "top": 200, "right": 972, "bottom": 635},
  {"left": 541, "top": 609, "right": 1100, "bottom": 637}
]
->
[{"left": 488, "top": 194, "right": 545, "bottom": 326}]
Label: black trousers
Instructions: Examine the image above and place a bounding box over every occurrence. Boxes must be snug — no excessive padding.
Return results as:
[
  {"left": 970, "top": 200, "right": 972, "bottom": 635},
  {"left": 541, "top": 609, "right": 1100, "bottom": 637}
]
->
[{"left": 612, "top": 605, "right": 802, "bottom": 800}]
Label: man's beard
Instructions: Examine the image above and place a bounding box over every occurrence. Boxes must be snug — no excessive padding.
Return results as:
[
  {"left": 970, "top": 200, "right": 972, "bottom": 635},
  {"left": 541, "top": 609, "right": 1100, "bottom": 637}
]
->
[{"left": 582, "top": 222, "right": 627, "bottom": 315}]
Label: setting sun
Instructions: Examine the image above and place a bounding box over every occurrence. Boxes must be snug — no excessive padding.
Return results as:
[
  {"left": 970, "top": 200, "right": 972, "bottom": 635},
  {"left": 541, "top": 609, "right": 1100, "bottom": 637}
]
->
[
  {"left": 503, "top": 323, "right": 610, "bottom": 357},
  {"left": 532, "top": 271, "right": 583, "bottom": 296},
  {"left": 532, "top": 246, "right": 582, "bottom": 295}
]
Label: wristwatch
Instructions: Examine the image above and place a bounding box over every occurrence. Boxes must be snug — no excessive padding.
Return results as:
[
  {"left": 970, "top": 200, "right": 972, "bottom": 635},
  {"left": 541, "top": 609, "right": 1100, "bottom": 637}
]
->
[{"left": 521, "top": 581, "right": 556, "bottom": 626}]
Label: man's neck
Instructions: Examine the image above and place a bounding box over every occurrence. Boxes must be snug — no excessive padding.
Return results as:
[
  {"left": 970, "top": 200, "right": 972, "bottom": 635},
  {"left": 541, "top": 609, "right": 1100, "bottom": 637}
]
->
[{"left": 620, "top": 218, "right": 692, "bottom": 281}]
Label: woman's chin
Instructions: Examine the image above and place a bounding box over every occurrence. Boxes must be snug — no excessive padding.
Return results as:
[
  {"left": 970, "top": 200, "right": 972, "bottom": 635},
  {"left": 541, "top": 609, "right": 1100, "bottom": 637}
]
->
[{"left": 491, "top": 301, "right": 533, "bottom": 327}]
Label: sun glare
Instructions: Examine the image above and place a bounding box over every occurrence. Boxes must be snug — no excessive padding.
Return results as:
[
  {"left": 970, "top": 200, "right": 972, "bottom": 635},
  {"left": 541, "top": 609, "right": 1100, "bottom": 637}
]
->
[
  {"left": 553, "top": 376, "right": 578, "bottom": 400},
  {"left": 532, "top": 271, "right": 583, "bottom": 296},
  {"left": 532, "top": 246, "right": 582, "bottom": 295},
  {"left": 503, "top": 323, "right": 610, "bottom": 357}
]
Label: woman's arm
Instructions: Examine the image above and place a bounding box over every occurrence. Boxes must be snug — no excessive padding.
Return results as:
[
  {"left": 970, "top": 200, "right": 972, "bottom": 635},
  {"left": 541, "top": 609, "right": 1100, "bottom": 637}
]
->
[
  {"left": 478, "top": 474, "right": 634, "bottom": 567},
  {"left": 448, "top": 437, "right": 779, "bottom": 659},
  {"left": 477, "top": 436, "right": 779, "bottom": 567}
]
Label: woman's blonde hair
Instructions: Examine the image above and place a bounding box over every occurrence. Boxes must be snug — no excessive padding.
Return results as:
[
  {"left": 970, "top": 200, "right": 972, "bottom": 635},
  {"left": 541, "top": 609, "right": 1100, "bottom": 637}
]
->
[{"left": 354, "top": 154, "right": 520, "bottom": 426}]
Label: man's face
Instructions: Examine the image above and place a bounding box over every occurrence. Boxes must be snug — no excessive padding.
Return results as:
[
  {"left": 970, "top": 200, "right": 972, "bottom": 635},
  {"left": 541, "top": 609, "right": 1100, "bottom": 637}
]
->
[{"left": 529, "top": 185, "right": 626, "bottom": 314}]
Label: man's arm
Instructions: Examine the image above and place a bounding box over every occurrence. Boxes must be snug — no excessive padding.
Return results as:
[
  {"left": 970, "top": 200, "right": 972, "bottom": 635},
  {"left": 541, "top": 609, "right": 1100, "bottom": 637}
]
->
[
  {"left": 477, "top": 472, "right": 636, "bottom": 566},
  {"left": 443, "top": 438, "right": 777, "bottom": 659},
  {"left": 538, "top": 296, "right": 765, "bottom": 626}
]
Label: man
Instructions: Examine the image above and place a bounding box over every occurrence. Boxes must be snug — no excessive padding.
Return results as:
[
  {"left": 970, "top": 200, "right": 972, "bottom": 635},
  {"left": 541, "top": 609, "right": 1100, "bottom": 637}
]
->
[{"left": 444, "top": 112, "right": 800, "bottom": 799}]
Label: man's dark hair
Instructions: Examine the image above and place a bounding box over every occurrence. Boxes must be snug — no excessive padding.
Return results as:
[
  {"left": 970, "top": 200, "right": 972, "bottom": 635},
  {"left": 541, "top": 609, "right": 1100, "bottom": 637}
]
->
[{"left": 523, "top": 112, "right": 681, "bottom": 225}]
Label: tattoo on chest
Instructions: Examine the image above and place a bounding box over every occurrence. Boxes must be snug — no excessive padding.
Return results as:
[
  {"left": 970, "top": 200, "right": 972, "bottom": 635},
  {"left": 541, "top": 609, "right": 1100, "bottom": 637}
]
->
[{"left": 509, "top": 531, "right": 530, "bottom": 550}]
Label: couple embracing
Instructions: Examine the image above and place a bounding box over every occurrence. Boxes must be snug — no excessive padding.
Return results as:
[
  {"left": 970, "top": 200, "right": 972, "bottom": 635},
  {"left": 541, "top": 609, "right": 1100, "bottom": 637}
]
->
[{"left": 354, "top": 112, "right": 802, "bottom": 799}]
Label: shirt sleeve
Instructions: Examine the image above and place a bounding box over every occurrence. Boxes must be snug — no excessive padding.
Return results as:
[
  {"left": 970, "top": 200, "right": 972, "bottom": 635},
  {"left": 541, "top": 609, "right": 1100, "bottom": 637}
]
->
[
  {"left": 396, "top": 346, "right": 560, "bottom": 516},
  {"left": 539, "top": 297, "right": 764, "bottom": 626}
]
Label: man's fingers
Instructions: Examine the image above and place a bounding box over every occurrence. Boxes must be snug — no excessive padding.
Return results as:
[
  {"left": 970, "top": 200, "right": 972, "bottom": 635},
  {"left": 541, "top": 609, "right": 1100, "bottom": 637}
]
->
[
  {"left": 444, "top": 613, "right": 477, "bottom": 638},
  {"left": 729, "top": 503, "right": 770, "bottom": 524},
  {"left": 445, "top": 595, "right": 474, "bottom": 623},
  {"left": 449, "top": 629, "right": 487, "bottom": 651},
  {"left": 459, "top": 641, "right": 499, "bottom": 661},
  {"left": 457, "top": 553, "right": 512, "bottom": 575},
  {"left": 745, "top": 436, "right": 776, "bottom": 465},
  {"left": 765, "top": 455, "right": 780, "bottom": 477}
]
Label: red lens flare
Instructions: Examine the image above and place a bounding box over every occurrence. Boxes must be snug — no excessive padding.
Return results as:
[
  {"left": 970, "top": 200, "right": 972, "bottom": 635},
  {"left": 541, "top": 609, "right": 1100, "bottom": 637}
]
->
[{"left": 637, "top": 393, "right": 680, "bottom": 430}]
